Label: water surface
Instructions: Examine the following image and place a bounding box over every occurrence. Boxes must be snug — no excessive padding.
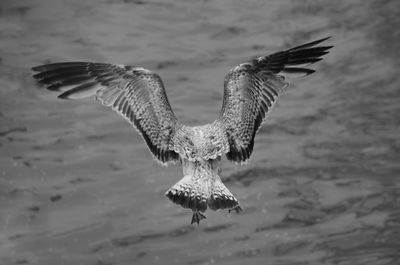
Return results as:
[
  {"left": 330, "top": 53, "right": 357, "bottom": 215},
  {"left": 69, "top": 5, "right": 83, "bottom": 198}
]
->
[{"left": 1, "top": 0, "right": 399, "bottom": 264}]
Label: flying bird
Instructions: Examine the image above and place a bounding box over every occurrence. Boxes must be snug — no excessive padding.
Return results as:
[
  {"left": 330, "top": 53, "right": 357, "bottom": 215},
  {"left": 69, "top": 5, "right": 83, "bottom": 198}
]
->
[{"left": 32, "top": 37, "right": 332, "bottom": 224}]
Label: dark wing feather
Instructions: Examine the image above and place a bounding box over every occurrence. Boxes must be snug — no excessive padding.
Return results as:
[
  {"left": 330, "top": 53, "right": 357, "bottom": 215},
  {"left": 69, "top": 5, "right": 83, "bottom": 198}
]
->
[
  {"left": 218, "top": 37, "right": 333, "bottom": 164},
  {"left": 32, "top": 62, "right": 180, "bottom": 165}
]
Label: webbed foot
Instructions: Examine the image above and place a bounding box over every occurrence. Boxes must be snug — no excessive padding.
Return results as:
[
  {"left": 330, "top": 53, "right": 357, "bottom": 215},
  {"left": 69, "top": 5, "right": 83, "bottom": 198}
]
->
[
  {"left": 191, "top": 211, "right": 206, "bottom": 225},
  {"left": 229, "top": 205, "right": 242, "bottom": 214}
]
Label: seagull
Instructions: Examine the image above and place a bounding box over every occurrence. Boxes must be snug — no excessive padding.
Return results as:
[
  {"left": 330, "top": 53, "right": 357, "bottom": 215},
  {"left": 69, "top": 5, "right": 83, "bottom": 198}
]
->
[{"left": 32, "top": 37, "right": 332, "bottom": 224}]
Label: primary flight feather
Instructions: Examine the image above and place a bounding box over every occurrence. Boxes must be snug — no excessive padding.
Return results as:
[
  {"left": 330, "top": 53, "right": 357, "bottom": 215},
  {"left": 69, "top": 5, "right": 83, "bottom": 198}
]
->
[{"left": 32, "top": 37, "right": 332, "bottom": 224}]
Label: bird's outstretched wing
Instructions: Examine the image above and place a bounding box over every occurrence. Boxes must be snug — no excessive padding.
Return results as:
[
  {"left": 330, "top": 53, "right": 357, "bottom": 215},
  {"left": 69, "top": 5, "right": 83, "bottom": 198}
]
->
[
  {"left": 32, "top": 62, "right": 180, "bottom": 165},
  {"left": 218, "top": 37, "right": 333, "bottom": 164}
]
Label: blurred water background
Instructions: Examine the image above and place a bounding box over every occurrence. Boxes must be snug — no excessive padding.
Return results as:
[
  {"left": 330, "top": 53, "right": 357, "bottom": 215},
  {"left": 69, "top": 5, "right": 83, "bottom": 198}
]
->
[{"left": 0, "top": 0, "right": 399, "bottom": 264}]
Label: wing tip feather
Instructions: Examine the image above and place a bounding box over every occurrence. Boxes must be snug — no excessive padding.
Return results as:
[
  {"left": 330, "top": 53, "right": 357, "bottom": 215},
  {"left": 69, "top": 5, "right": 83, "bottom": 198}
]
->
[
  {"left": 289, "top": 36, "right": 332, "bottom": 51},
  {"left": 57, "top": 93, "right": 72, "bottom": 100}
]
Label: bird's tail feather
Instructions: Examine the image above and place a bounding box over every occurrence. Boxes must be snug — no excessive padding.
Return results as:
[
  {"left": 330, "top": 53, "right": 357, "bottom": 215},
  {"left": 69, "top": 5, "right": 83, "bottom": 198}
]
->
[
  {"left": 165, "top": 175, "right": 240, "bottom": 212},
  {"left": 207, "top": 178, "right": 240, "bottom": 211},
  {"left": 165, "top": 175, "right": 208, "bottom": 212}
]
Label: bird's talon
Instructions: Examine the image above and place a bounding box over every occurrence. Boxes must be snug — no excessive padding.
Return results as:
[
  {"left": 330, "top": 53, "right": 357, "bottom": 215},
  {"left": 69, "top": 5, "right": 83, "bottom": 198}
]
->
[
  {"left": 191, "top": 211, "right": 206, "bottom": 225},
  {"left": 229, "top": 205, "right": 242, "bottom": 214}
]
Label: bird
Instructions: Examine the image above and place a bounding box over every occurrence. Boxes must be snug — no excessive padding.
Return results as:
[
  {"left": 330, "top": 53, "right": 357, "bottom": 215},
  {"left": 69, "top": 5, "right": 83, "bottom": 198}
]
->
[{"left": 32, "top": 37, "right": 332, "bottom": 224}]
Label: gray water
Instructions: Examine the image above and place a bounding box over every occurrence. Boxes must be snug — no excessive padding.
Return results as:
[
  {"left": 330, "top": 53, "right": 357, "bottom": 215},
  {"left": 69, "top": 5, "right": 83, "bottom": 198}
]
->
[{"left": 1, "top": 0, "right": 399, "bottom": 264}]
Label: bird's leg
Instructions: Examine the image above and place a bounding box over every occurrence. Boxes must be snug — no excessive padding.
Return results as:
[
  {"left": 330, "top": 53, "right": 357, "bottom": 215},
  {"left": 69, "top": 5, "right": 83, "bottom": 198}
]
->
[
  {"left": 229, "top": 205, "right": 243, "bottom": 214},
  {"left": 191, "top": 211, "right": 206, "bottom": 225}
]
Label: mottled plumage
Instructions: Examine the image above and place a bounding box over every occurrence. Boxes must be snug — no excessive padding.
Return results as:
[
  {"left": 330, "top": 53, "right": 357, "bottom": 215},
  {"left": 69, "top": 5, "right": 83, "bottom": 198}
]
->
[{"left": 32, "top": 37, "right": 332, "bottom": 224}]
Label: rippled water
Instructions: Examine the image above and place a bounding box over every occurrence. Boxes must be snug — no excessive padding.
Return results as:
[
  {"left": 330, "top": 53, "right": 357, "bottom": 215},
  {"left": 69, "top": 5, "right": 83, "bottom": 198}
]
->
[{"left": 1, "top": 0, "right": 399, "bottom": 264}]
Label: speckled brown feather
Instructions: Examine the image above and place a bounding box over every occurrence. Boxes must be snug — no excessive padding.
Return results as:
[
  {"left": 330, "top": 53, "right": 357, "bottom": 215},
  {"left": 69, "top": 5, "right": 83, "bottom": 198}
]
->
[
  {"left": 32, "top": 62, "right": 180, "bottom": 165},
  {"left": 219, "top": 37, "right": 333, "bottom": 164}
]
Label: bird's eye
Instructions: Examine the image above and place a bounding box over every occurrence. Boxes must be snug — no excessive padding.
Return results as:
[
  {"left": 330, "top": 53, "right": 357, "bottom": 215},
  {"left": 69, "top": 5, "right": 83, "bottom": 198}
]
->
[{"left": 185, "top": 137, "right": 194, "bottom": 146}]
